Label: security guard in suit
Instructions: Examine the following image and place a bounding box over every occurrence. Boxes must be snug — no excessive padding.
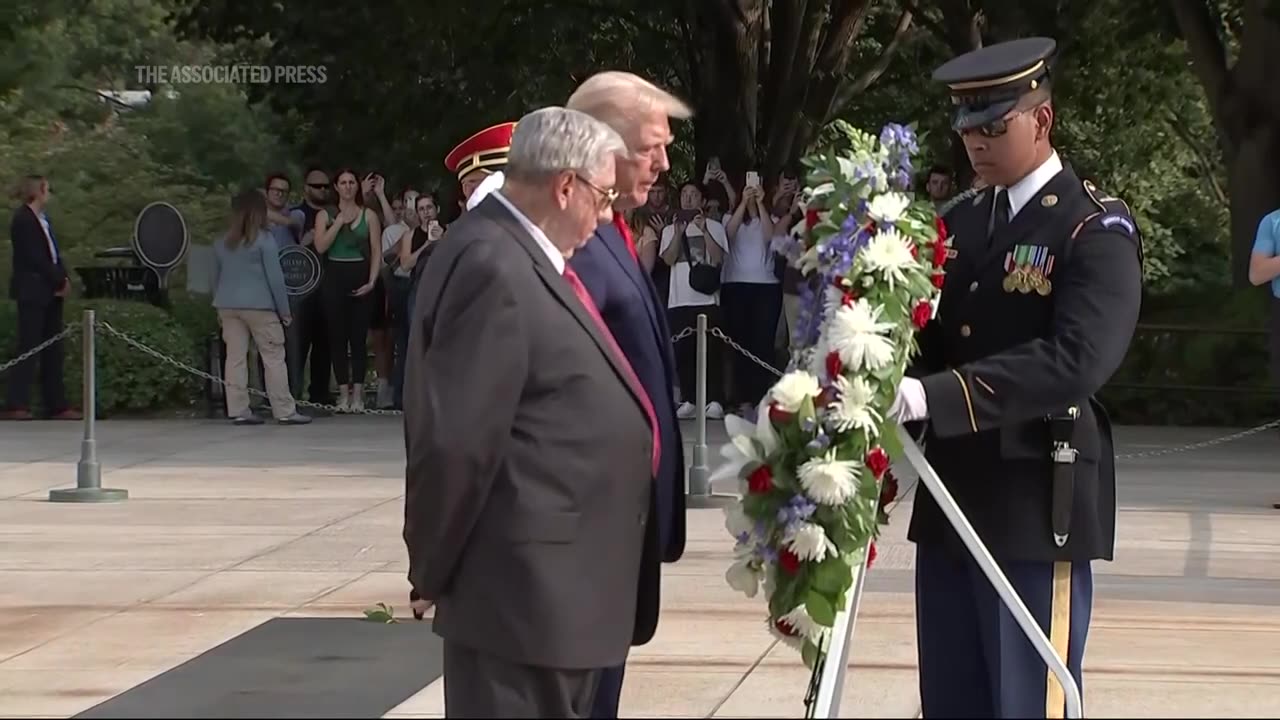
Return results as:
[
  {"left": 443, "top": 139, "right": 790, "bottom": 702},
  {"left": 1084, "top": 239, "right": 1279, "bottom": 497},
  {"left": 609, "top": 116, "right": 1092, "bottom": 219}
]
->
[{"left": 888, "top": 37, "right": 1143, "bottom": 718}]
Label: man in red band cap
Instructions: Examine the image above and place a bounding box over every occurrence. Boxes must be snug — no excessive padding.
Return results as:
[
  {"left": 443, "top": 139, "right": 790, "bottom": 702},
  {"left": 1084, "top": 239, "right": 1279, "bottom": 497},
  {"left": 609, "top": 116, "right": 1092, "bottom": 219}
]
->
[
  {"left": 565, "top": 71, "right": 694, "bottom": 719},
  {"left": 443, "top": 121, "right": 516, "bottom": 211}
]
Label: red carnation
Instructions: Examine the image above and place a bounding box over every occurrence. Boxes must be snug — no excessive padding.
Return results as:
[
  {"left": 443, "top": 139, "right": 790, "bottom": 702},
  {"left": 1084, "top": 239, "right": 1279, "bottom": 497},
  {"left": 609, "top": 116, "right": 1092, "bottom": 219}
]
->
[
  {"left": 778, "top": 548, "right": 801, "bottom": 575},
  {"left": 911, "top": 300, "right": 932, "bottom": 329},
  {"left": 865, "top": 447, "right": 890, "bottom": 478},
  {"left": 867, "top": 542, "right": 878, "bottom": 569},
  {"left": 841, "top": 291, "right": 858, "bottom": 307},
  {"left": 768, "top": 404, "right": 793, "bottom": 424},
  {"left": 931, "top": 272, "right": 946, "bottom": 289},
  {"left": 935, "top": 216, "right": 948, "bottom": 239},
  {"left": 774, "top": 617, "right": 799, "bottom": 637},
  {"left": 805, "top": 209, "right": 820, "bottom": 230},
  {"left": 880, "top": 472, "right": 899, "bottom": 506},
  {"left": 909, "top": 243, "right": 920, "bottom": 259},
  {"left": 825, "top": 351, "right": 842, "bottom": 380},
  {"left": 932, "top": 241, "right": 948, "bottom": 268},
  {"left": 747, "top": 465, "right": 773, "bottom": 494}
]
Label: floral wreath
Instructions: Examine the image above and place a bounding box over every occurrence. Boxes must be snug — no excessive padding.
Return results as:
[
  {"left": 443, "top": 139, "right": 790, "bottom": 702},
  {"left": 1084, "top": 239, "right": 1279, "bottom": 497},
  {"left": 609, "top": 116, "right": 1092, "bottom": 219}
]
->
[{"left": 715, "top": 121, "right": 947, "bottom": 672}]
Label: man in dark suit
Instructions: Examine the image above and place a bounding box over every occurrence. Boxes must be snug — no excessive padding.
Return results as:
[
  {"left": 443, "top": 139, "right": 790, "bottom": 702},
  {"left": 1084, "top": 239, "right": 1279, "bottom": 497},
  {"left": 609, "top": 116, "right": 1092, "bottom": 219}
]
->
[
  {"left": 3, "top": 175, "right": 80, "bottom": 421},
  {"left": 403, "top": 106, "right": 660, "bottom": 718},
  {"left": 565, "top": 70, "right": 693, "bottom": 719},
  {"left": 890, "top": 38, "right": 1142, "bottom": 718}
]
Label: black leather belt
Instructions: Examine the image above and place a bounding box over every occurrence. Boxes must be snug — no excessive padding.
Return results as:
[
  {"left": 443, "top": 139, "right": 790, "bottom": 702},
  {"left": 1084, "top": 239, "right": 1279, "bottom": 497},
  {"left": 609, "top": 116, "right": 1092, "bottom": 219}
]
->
[{"left": 1047, "top": 406, "right": 1079, "bottom": 548}]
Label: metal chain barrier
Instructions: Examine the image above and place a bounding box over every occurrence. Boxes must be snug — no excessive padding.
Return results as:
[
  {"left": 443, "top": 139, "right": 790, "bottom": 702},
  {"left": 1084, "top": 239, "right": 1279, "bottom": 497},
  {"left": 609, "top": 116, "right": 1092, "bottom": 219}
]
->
[
  {"left": 0, "top": 324, "right": 79, "bottom": 374},
  {"left": 96, "top": 321, "right": 404, "bottom": 416},
  {"left": 670, "top": 326, "right": 695, "bottom": 344},
  {"left": 711, "top": 327, "right": 785, "bottom": 379}
]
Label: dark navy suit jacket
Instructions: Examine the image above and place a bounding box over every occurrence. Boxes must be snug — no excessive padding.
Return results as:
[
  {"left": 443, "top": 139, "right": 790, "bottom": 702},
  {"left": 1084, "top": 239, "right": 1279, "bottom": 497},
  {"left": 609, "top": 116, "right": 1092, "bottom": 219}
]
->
[{"left": 568, "top": 220, "right": 686, "bottom": 646}]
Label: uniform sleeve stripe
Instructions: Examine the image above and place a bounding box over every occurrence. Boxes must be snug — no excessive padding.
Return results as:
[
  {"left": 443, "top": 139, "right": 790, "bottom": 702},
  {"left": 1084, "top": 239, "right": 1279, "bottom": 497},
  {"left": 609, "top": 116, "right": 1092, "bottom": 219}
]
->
[
  {"left": 951, "top": 369, "right": 978, "bottom": 433},
  {"left": 974, "top": 376, "right": 995, "bottom": 395}
]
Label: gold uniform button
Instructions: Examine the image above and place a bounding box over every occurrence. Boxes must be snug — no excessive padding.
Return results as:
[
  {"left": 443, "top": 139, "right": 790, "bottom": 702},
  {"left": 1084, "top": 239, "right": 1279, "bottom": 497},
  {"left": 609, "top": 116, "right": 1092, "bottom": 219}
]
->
[
  {"left": 969, "top": 281, "right": 979, "bottom": 292},
  {"left": 960, "top": 324, "right": 972, "bottom": 337}
]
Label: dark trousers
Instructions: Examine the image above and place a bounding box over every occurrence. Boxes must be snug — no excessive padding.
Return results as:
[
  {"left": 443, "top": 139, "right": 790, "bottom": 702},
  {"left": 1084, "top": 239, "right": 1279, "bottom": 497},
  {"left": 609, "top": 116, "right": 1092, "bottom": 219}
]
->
[
  {"left": 720, "top": 282, "right": 782, "bottom": 406},
  {"left": 915, "top": 542, "right": 1092, "bottom": 719},
  {"left": 668, "top": 304, "right": 723, "bottom": 404},
  {"left": 5, "top": 298, "right": 68, "bottom": 413},
  {"left": 442, "top": 641, "right": 602, "bottom": 718},
  {"left": 387, "top": 274, "right": 414, "bottom": 409},
  {"left": 590, "top": 661, "right": 625, "bottom": 718},
  {"left": 321, "top": 259, "right": 372, "bottom": 386},
  {"left": 1269, "top": 296, "right": 1280, "bottom": 386},
  {"left": 286, "top": 290, "right": 331, "bottom": 403}
]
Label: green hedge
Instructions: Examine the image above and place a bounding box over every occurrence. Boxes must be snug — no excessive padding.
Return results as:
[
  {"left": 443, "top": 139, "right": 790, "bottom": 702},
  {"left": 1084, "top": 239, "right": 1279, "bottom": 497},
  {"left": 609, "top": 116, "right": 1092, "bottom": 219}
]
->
[{"left": 0, "top": 297, "right": 210, "bottom": 416}]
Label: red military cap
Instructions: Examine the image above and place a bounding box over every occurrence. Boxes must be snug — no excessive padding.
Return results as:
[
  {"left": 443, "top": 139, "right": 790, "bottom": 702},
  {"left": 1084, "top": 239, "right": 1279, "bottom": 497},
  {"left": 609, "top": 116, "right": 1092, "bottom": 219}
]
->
[{"left": 444, "top": 122, "right": 517, "bottom": 181}]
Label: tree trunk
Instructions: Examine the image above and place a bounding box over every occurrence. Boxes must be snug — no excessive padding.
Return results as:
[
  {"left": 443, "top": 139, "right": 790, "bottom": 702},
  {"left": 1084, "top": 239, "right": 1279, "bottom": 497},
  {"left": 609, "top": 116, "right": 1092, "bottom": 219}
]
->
[
  {"left": 1170, "top": 0, "right": 1280, "bottom": 286},
  {"left": 684, "top": 0, "right": 912, "bottom": 190}
]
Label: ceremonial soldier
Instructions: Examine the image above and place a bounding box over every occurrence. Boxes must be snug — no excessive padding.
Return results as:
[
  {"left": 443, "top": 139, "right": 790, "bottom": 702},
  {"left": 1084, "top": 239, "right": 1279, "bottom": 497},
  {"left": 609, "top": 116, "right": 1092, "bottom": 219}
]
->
[
  {"left": 889, "top": 37, "right": 1143, "bottom": 718},
  {"left": 443, "top": 121, "right": 517, "bottom": 211}
]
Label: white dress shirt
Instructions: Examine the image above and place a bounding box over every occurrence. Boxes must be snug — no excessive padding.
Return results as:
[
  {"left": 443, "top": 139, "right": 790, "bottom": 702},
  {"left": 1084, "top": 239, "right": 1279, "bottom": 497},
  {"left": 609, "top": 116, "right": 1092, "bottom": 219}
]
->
[
  {"left": 996, "top": 151, "right": 1063, "bottom": 219},
  {"left": 491, "top": 190, "right": 565, "bottom": 273}
]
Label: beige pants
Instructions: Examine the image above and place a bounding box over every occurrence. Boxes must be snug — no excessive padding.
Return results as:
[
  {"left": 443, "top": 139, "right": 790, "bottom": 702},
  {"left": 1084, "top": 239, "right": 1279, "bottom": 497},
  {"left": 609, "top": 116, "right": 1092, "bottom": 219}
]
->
[
  {"left": 781, "top": 293, "right": 802, "bottom": 350},
  {"left": 219, "top": 308, "right": 296, "bottom": 419}
]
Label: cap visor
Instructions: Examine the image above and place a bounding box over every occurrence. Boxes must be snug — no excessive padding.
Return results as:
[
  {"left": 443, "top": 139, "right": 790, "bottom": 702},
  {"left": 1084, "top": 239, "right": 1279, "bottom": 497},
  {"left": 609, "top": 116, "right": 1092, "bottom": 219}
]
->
[{"left": 952, "top": 100, "right": 1017, "bottom": 131}]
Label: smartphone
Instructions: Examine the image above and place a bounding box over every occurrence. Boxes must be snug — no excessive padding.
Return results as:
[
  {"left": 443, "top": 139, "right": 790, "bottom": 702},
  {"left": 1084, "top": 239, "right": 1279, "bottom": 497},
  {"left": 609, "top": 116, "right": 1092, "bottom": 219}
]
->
[
  {"left": 703, "top": 156, "right": 721, "bottom": 182},
  {"left": 746, "top": 171, "right": 761, "bottom": 189}
]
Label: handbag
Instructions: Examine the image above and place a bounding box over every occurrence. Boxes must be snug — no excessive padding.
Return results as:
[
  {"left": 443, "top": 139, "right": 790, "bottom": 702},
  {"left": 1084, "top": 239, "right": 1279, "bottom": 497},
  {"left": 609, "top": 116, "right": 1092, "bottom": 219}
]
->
[{"left": 678, "top": 227, "right": 721, "bottom": 295}]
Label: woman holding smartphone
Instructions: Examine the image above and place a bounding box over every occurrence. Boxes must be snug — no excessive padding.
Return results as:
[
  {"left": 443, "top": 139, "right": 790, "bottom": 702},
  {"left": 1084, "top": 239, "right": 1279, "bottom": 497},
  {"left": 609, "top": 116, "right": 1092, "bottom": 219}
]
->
[
  {"left": 313, "top": 169, "right": 382, "bottom": 413},
  {"left": 389, "top": 193, "right": 444, "bottom": 409}
]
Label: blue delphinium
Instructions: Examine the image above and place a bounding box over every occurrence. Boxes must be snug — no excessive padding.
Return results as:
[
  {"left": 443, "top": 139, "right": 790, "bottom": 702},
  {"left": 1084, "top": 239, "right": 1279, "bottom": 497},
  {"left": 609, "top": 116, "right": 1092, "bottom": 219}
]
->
[{"left": 879, "top": 122, "right": 918, "bottom": 192}]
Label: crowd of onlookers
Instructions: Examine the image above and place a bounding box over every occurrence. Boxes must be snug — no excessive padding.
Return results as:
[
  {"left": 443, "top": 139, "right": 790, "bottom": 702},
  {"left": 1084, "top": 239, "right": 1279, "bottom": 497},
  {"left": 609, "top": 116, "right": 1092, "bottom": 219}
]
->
[{"left": 171, "top": 162, "right": 962, "bottom": 425}]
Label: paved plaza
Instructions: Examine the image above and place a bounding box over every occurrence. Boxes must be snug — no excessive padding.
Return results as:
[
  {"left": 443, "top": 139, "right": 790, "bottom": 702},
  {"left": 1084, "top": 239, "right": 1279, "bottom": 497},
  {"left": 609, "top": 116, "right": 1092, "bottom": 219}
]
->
[{"left": 1, "top": 418, "right": 1278, "bottom": 718}]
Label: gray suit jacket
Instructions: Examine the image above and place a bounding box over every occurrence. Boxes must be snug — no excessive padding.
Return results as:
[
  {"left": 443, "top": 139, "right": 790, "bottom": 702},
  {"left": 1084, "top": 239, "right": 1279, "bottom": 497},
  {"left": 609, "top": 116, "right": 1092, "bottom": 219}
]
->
[{"left": 403, "top": 195, "right": 654, "bottom": 670}]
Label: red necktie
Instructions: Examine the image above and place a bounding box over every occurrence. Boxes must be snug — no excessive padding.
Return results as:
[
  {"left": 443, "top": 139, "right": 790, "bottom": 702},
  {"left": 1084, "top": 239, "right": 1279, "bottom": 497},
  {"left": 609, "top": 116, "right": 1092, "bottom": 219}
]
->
[
  {"left": 563, "top": 265, "right": 660, "bottom": 477},
  {"left": 612, "top": 211, "right": 638, "bottom": 263}
]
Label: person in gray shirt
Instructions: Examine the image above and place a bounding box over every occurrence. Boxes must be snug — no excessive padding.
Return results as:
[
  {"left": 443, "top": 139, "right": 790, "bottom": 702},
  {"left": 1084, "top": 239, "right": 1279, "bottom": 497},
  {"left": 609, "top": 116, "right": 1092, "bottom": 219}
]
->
[{"left": 213, "top": 189, "right": 311, "bottom": 425}]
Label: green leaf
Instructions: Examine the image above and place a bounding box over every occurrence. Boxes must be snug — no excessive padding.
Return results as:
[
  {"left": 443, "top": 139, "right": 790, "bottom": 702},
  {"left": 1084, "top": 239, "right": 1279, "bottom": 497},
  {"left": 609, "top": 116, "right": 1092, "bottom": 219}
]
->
[
  {"left": 806, "top": 590, "right": 837, "bottom": 627},
  {"left": 879, "top": 424, "right": 905, "bottom": 461},
  {"left": 802, "top": 639, "right": 821, "bottom": 670},
  {"left": 812, "top": 556, "right": 853, "bottom": 594}
]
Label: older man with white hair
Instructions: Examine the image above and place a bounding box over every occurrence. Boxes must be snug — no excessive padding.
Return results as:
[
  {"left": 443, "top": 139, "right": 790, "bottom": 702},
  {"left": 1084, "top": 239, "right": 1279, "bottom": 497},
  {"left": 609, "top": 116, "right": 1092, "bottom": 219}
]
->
[
  {"left": 565, "top": 71, "right": 694, "bottom": 719},
  {"left": 402, "top": 106, "right": 662, "bottom": 718}
]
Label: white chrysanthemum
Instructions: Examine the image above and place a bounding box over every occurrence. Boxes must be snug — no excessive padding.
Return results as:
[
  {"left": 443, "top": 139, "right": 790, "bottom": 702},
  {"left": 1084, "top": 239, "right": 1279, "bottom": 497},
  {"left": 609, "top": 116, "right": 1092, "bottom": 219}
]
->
[
  {"left": 861, "top": 227, "right": 918, "bottom": 290},
  {"left": 827, "top": 299, "right": 896, "bottom": 371},
  {"left": 724, "top": 503, "right": 754, "bottom": 541},
  {"left": 867, "top": 192, "right": 911, "bottom": 223},
  {"left": 769, "top": 370, "right": 822, "bottom": 413},
  {"left": 709, "top": 412, "right": 779, "bottom": 488},
  {"left": 785, "top": 522, "right": 837, "bottom": 562},
  {"left": 780, "top": 604, "right": 829, "bottom": 643},
  {"left": 827, "top": 375, "right": 882, "bottom": 436},
  {"left": 726, "top": 558, "right": 762, "bottom": 599},
  {"left": 798, "top": 452, "right": 861, "bottom": 505}
]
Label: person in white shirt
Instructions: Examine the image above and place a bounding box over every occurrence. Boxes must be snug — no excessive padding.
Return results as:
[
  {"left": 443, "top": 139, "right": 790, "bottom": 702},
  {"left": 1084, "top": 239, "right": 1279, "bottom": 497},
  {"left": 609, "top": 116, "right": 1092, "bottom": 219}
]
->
[
  {"left": 721, "top": 180, "right": 781, "bottom": 415},
  {"left": 659, "top": 181, "right": 727, "bottom": 419},
  {"left": 372, "top": 190, "right": 418, "bottom": 408}
]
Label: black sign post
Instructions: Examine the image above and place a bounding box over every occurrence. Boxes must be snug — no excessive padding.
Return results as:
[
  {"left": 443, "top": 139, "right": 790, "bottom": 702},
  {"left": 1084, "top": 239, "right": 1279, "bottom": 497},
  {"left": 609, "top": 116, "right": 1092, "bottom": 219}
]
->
[
  {"left": 132, "top": 201, "right": 189, "bottom": 290},
  {"left": 280, "top": 244, "right": 322, "bottom": 297}
]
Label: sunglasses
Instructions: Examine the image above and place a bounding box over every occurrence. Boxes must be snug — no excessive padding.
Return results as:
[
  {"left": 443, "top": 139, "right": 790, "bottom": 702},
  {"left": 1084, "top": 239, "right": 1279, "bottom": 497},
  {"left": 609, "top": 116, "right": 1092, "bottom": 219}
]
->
[
  {"left": 306, "top": 183, "right": 329, "bottom": 190},
  {"left": 961, "top": 106, "right": 1034, "bottom": 139}
]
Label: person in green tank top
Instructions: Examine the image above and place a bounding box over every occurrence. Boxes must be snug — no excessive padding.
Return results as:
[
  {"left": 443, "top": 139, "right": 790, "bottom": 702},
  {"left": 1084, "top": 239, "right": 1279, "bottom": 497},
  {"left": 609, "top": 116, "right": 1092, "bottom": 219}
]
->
[{"left": 314, "top": 169, "right": 382, "bottom": 412}]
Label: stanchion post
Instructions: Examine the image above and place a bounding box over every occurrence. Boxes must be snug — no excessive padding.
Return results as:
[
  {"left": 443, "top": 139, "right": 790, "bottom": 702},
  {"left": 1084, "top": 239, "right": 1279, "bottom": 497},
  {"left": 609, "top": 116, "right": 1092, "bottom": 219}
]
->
[
  {"left": 49, "top": 309, "right": 128, "bottom": 503},
  {"left": 686, "top": 313, "right": 734, "bottom": 509}
]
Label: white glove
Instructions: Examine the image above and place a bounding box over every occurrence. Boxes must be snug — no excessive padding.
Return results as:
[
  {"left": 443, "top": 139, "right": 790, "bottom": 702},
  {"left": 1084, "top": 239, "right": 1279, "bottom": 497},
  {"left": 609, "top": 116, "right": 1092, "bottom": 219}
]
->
[
  {"left": 466, "top": 170, "right": 505, "bottom": 210},
  {"left": 889, "top": 377, "right": 928, "bottom": 423}
]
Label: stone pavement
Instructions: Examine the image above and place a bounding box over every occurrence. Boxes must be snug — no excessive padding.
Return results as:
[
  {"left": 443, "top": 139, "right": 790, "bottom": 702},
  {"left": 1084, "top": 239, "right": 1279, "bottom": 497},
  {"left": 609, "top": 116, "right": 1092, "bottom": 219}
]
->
[{"left": 1, "top": 418, "right": 1279, "bottom": 718}]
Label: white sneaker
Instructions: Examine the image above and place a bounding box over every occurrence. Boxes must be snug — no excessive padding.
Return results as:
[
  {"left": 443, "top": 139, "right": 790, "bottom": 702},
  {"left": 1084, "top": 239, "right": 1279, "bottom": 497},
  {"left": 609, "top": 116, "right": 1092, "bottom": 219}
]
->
[
  {"left": 376, "top": 381, "right": 394, "bottom": 409},
  {"left": 706, "top": 401, "right": 725, "bottom": 420},
  {"left": 676, "top": 401, "right": 696, "bottom": 419},
  {"left": 335, "top": 389, "right": 350, "bottom": 414},
  {"left": 349, "top": 394, "right": 365, "bottom": 413}
]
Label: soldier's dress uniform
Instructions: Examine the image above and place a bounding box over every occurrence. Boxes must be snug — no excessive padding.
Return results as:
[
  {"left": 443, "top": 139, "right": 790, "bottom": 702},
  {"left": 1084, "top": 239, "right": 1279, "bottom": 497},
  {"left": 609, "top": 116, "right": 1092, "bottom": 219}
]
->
[{"left": 907, "top": 37, "right": 1144, "bottom": 719}]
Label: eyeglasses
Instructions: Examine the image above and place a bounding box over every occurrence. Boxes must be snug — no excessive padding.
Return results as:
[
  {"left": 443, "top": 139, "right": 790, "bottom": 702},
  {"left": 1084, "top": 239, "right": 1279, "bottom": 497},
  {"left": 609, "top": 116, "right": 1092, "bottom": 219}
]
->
[{"left": 574, "top": 174, "right": 619, "bottom": 210}]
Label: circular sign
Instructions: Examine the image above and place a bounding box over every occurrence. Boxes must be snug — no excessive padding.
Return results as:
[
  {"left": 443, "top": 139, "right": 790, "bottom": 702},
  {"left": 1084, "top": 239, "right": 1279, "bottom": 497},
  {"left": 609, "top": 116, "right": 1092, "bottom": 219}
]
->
[
  {"left": 133, "top": 201, "right": 189, "bottom": 272},
  {"left": 280, "top": 244, "right": 322, "bottom": 297}
]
